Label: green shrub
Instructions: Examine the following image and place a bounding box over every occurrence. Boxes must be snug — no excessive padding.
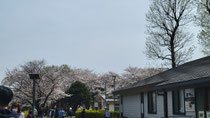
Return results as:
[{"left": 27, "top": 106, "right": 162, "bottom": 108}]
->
[
  {"left": 75, "top": 109, "right": 120, "bottom": 118},
  {"left": 110, "top": 111, "right": 120, "bottom": 118}
]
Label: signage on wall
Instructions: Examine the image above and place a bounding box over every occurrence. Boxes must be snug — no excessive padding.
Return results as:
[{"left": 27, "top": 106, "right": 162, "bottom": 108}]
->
[
  {"left": 207, "top": 111, "right": 210, "bottom": 118},
  {"left": 199, "top": 111, "right": 205, "bottom": 118},
  {"left": 94, "top": 103, "right": 98, "bottom": 107},
  {"left": 185, "top": 89, "right": 195, "bottom": 111}
]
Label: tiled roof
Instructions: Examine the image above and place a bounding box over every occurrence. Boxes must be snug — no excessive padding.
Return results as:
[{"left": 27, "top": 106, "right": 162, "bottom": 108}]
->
[{"left": 115, "top": 56, "right": 210, "bottom": 93}]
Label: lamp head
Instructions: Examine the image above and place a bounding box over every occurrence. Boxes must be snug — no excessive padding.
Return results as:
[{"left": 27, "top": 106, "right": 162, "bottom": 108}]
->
[{"left": 29, "top": 73, "right": 40, "bottom": 79}]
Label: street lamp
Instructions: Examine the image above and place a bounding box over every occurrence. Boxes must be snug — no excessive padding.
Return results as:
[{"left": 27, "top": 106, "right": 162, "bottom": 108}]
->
[
  {"left": 112, "top": 75, "right": 116, "bottom": 118},
  {"left": 29, "top": 73, "right": 40, "bottom": 118},
  {"left": 104, "top": 80, "right": 107, "bottom": 108}
]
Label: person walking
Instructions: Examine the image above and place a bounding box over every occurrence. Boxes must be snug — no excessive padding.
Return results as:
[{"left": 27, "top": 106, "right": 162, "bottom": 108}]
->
[
  {"left": 26, "top": 110, "right": 33, "bottom": 118},
  {"left": 19, "top": 110, "right": 24, "bottom": 118},
  {"left": 104, "top": 108, "right": 110, "bottom": 118},
  {"left": 54, "top": 108, "right": 59, "bottom": 118},
  {"left": 81, "top": 109, "right": 86, "bottom": 118},
  {"left": 68, "top": 107, "right": 73, "bottom": 118},
  {"left": 0, "top": 86, "right": 19, "bottom": 118},
  {"left": 11, "top": 102, "right": 24, "bottom": 118},
  {"left": 49, "top": 109, "right": 55, "bottom": 118},
  {"left": 58, "top": 109, "right": 66, "bottom": 118},
  {"left": 38, "top": 107, "right": 44, "bottom": 118}
]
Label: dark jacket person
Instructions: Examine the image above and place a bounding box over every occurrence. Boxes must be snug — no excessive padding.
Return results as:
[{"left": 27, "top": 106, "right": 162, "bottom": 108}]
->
[
  {"left": 81, "top": 109, "right": 86, "bottom": 118},
  {"left": 0, "top": 85, "right": 19, "bottom": 118}
]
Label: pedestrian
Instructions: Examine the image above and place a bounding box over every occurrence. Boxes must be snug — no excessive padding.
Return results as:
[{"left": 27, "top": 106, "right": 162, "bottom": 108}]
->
[
  {"left": 81, "top": 109, "right": 86, "bottom": 118},
  {"left": 0, "top": 85, "right": 19, "bottom": 118},
  {"left": 54, "top": 108, "right": 59, "bottom": 118},
  {"left": 58, "top": 109, "right": 66, "bottom": 118},
  {"left": 38, "top": 107, "right": 44, "bottom": 118},
  {"left": 68, "top": 107, "right": 73, "bottom": 118},
  {"left": 27, "top": 110, "right": 33, "bottom": 118},
  {"left": 11, "top": 102, "right": 24, "bottom": 118},
  {"left": 44, "top": 106, "right": 49, "bottom": 116},
  {"left": 50, "top": 109, "right": 55, "bottom": 118},
  {"left": 104, "top": 108, "right": 110, "bottom": 118},
  {"left": 19, "top": 110, "right": 24, "bottom": 118}
]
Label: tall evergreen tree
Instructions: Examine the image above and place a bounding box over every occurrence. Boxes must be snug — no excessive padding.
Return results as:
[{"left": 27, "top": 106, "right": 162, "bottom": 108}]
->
[{"left": 66, "top": 81, "right": 91, "bottom": 112}]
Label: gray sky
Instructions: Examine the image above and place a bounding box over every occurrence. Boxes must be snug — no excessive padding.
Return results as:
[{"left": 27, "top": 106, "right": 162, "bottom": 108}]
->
[{"left": 0, "top": 0, "right": 204, "bottom": 82}]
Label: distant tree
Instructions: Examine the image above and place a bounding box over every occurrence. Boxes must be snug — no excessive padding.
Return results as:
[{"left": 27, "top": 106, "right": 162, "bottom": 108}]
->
[
  {"left": 145, "top": 0, "right": 194, "bottom": 68},
  {"left": 99, "top": 72, "right": 122, "bottom": 94},
  {"left": 65, "top": 81, "right": 91, "bottom": 112},
  {"left": 121, "top": 66, "right": 164, "bottom": 86},
  {"left": 195, "top": 0, "right": 210, "bottom": 55}
]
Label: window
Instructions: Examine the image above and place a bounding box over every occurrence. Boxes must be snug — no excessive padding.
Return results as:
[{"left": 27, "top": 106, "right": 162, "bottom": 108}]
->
[
  {"left": 173, "top": 89, "right": 185, "bottom": 114},
  {"left": 148, "top": 91, "right": 157, "bottom": 114}
]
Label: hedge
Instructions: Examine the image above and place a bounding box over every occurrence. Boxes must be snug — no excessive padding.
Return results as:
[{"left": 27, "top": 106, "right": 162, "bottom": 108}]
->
[{"left": 75, "top": 109, "right": 120, "bottom": 118}]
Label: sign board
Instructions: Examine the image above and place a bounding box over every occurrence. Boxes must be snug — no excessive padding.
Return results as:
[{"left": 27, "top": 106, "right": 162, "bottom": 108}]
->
[
  {"left": 185, "top": 89, "right": 195, "bottom": 111},
  {"left": 94, "top": 103, "right": 98, "bottom": 107},
  {"left": 199, "top": 111, "right": 204, "bottom": 118},
  {"left": 207, "top": 111, "right": 210, "bottom": 118}
]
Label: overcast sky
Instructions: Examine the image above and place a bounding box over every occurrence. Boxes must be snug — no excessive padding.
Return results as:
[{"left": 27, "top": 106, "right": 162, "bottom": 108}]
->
[{"left": 0, "top": 0, "right": 204, "bottom": 83}]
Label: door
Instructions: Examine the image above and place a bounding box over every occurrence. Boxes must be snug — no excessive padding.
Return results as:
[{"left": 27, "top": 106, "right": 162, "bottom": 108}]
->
[
  {"left": 196, "top": 88, "right": 205, "bottom": 118},
  {"left": 141, "top": 93, "right": 144, "bottom": 118},
  {"left": 208, "top": 90, "right": 210, "bottom": 111},
  {"left": 206, "top": 89, "right": 210, "bottom": 118},
  {"left": 163, "top": 92, "right": 168, "bottom": 118}
]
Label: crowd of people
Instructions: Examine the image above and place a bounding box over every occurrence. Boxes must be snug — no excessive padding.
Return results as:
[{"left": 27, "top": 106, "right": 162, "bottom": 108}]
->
[{"left": 0, "top": 85, "right": 75, "bottom": 118}]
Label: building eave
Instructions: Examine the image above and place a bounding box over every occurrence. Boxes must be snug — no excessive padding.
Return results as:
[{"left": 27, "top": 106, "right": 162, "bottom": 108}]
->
[{"left": 156, "top": 76, "right": 210, "bottom": 91}]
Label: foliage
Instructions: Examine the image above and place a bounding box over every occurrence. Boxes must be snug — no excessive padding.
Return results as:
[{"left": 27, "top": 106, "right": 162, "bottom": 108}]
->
[
  {"left": 66, "top": 81, "right": 91, "bottom": 112},
  {"left": 195, "top": 0, "right": 210, "bottom": 55},
  {"left": 75, "top": 109, "right": 120, "bottom": 118},
  {"left": 145, "top": 0, "right": 194, "bottom": 68}
]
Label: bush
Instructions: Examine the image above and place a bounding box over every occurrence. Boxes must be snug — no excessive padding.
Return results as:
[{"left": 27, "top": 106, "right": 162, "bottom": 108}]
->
[
  {"left": 110, "top": 111, "right": 120, "bottom": 118},
  {"left": 75, "top": 109, "right": 120, "bottom": 118}
]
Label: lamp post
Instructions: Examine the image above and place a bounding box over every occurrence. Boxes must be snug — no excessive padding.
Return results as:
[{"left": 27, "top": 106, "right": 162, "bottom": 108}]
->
[
  {"left": 105, "top": 80, "right": 107, "bottom": 108},
  {"left": 29, "top": 73, "right": 40, "bottom": 118},
  {"left": 112, "top": 75, "right": 116, "bottom": 118}
]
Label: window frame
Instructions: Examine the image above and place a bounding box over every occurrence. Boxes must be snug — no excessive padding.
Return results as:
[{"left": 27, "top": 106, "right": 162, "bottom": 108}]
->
[
  {"left": 147, "top": 91, "right": 157, "bottom": 114},
  {"left": 172, "top": 89, "right": 186, "bottom": 115},
  {"left": 121, "top": 95, "right": 123, "bottom": 104}
]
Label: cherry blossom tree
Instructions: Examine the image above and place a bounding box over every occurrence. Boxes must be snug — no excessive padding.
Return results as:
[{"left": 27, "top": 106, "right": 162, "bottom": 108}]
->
[
  {"left": 121, "top": 66, "right": 164, "bottom": 87},
  {"left": 2, "top": 60, "right": 70, "bottom": 109}
]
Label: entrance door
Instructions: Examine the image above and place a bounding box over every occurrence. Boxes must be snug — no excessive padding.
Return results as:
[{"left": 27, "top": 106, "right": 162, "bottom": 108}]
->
[
  {"left": 141, "top": 93, "right": 144, "bottom": 118},
  {"left": 196, "top": 88, "right": 205, "bottom": 118},
  {"left": 206, "top": 89, "right": 210, "bottom": 118},
  {"left": 163, "top": 92, "right": 168, "bottom": 118},
  {"left": 208, "top": 90, "right": 210, "bottom": 111}
]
